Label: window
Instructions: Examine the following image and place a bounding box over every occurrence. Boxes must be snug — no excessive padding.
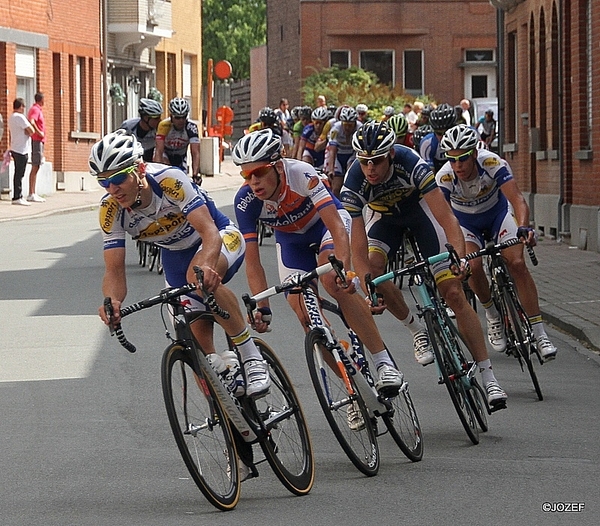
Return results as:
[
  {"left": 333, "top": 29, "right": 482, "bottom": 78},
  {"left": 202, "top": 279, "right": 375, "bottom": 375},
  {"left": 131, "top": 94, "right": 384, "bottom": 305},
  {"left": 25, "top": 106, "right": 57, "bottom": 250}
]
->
[
  {"left": 403, "top": 50, "right": 423, "bottom": 95},
  {"left": 183, "top": 54, "right": 193, "bottom": 114},
  {"left": 330, "top": 50, "right": 350, "bottom": 69},
  {"left": 360, "top": 50, "right": 393, "bottom": 85},
  {"left": 75, "top": 57, "right": 84, "bottom": 131},
  {"left": 465, "top": 50, "right": 494, "bottom": 62},
  {"left": 15, "top": 46, "right": 35, "bottom": 106}
]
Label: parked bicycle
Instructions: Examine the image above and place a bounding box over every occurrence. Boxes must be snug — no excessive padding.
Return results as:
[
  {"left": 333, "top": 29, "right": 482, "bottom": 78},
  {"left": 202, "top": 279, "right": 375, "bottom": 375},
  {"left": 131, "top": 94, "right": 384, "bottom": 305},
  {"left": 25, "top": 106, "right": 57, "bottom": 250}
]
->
[
  {"left": 366, "top": 245, "right": 491, "bottom": 445},
  {"left": 136, "top": 239, "right": 163, "bottom": 274},
  {"left": 463, "top": 237, "right": 544, "bottom": 400},
  {"left": 103, "top": 266, "right": 314, "bottom": 511},
  {"left": 243, "top": 254, "right": 423, "bottom": 477}
]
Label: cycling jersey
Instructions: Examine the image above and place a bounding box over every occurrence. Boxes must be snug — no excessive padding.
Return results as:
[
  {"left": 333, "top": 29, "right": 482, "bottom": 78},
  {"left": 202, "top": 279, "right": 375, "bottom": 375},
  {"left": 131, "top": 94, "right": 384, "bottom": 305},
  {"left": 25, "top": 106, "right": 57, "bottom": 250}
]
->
[
  {"left": 100, "top": 163, "right": 232, "bottom": 251},
  {"left": 419, "top": 132, "right": 447, "bottom": 173},
  {"left": 341, "top": 144, "right": 436, "bottom": 217},
  {"left": 119, "top": 118, "right": 157, "bottom": 162},
  {"left": 234, "top": 158, "right": 347, "bottom": 276},
  {"left": 340, "top": 144, "right": 448, "bottom": 267},
  {"left": 155, "top": 118, "right": 200, "bottom": 170},
  {"left": 300, "top": 123, "right": 325, "bottom": 168},
  {"left": 436, "top": 149, "right": 517, "bottom": 248}
]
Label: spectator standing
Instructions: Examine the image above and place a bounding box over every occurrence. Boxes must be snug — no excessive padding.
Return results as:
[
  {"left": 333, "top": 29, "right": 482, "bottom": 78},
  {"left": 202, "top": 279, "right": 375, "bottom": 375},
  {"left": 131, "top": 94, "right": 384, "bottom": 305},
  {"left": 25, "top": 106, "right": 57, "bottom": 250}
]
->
[
  {"left": 26, "top": 92, "right": 46, "bottom": 202},
  {"left": 478, "top": 110, "right": 497, "bottom": 148},
  {"left": 316, "top": 95, "right": 327, "bottom": 108},
  {"left": 402, "top": 103, "right": 418, "bottom": 131},
  {"left": 459, "top": 99, "right": 473, "bottom": 126},
  {"left": 9, "top": 98, "right": 35, "bottom": 206}
]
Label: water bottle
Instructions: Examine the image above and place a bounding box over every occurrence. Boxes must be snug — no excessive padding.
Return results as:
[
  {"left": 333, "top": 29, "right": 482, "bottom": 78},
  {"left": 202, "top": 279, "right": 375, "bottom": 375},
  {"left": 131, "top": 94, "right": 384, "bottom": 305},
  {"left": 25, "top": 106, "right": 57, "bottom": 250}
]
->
[
  {"left": 221, "top": 350, "right": 245, "bottom": 397},
  {"left": 206, "top": 353, "right": 243, "bottom": 396}
]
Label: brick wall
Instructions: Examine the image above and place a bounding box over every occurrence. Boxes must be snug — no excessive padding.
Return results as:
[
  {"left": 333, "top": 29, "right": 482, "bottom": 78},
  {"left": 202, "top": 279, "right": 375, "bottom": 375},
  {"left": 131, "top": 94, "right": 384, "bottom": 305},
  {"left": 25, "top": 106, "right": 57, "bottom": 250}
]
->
[{"left": 0, "top": 0, "right": 101, "bottom": 177}]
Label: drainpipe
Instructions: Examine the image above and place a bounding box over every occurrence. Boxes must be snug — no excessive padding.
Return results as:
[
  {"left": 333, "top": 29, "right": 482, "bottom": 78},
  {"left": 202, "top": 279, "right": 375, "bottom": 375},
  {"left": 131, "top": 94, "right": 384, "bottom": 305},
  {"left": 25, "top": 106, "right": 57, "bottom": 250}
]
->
[
  {"left": 557, "top": 0, "right": 564, "bottom": 240},
  {"left": 496, "top": 7, "right": 505, "bottom": 156}
]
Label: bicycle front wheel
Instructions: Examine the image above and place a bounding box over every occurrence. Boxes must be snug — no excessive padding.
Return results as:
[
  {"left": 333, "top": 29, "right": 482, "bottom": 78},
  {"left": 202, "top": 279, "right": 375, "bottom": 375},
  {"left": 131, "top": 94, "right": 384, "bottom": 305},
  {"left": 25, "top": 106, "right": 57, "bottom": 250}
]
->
[
  {"left": 161, "top": 344, "right": 241, "bottom": 511},
  {"left": 382, "top": 381, "right": 424, "bottom": 461},
  {"left": 425, "top": 311, "right": 479, "bottom": 445},
  {"left": 502, "top": 287, "right": 543, "bottom": 400},
  {"left": 252, "top": 338, "right": 315, "bottom": 495},
  {"left": 305, "top": 329, "right": 379, "bottom": 476}
]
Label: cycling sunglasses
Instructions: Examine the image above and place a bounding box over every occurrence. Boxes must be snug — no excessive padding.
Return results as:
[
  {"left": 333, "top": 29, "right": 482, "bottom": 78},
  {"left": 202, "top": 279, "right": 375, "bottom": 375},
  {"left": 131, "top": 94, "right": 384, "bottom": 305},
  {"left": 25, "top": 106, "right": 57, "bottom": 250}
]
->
[
  {"left": 240, "top": 163, "right": 275, "bottom": 180},
  {"left": 97, "top": 165, "right": 137, "bottom": 188},
  {"left": 357, "top": 154, "right": 388, "bottom": 166},
  {"left": 445, "top": 149, "right": 474, "bottom": 163}
]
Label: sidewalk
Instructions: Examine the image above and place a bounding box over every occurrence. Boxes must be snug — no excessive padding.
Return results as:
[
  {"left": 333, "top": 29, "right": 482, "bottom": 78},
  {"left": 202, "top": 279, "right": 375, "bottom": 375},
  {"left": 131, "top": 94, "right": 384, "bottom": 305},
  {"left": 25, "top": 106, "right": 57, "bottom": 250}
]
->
[{"left": 2, "top": 158, "right": 599, "bottom": 354}]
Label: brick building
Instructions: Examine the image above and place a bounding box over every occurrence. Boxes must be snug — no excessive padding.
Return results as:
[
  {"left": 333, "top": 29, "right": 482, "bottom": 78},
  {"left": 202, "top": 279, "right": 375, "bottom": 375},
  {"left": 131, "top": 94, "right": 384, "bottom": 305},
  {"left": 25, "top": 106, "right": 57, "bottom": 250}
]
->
[
  {"left": 266, "top": 0, "right": 498, "bottom": 108},
  {"left": 0, "top": 0, "right": 102, "bottom": 195},
  {"left": 493, "top": 0, "right": 600, "bottom": 251}
]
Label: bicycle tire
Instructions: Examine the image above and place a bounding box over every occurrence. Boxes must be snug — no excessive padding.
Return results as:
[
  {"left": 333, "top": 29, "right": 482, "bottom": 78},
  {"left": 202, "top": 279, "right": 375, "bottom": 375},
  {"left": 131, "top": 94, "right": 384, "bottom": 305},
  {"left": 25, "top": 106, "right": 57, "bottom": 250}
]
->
[
  {"left": 252, "top": 338, "right": 315, "bottom": 495},
  {"left": 502, "top": 286, "right": 544, "bottom": 401},
  {"left": 381, "top": 382, "right": 424, "bottom": 461},
  {"left": 305, "top": 329, "right": 380, "bottom": 476},
  {"left": 466, "top": 377, "right": 489, "bottom": 432},
  {"left": 161, "top": 344, "right": 241, "bottom": 511},
  {"left": 425, "top": 310, "right": 480, "bottom": 444},
  {"left": 137, "top": 240, "right": 147, "bottom": 267}
]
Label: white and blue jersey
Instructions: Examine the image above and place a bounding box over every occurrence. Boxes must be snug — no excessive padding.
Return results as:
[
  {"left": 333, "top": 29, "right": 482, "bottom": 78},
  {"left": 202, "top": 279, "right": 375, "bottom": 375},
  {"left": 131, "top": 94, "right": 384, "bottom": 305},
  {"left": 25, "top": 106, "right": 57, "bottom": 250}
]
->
[{"left": 419, "top": 132, "right": 447, "bottom": 173}]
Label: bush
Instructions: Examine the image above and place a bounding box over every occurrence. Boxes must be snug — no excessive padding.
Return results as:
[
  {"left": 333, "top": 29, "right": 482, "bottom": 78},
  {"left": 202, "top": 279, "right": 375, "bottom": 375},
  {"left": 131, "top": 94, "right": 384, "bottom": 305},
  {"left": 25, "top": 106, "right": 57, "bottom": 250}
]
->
[{"left": 301, "top": 64, "right": 436, "bottom": 120}]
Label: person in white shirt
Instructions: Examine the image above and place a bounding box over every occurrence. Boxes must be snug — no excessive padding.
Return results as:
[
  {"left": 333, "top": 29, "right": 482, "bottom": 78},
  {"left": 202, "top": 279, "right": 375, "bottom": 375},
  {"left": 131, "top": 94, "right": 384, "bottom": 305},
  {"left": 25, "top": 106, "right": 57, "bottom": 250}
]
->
[{"left": 9, "top": 98, "right": 35, "bottom": 206}]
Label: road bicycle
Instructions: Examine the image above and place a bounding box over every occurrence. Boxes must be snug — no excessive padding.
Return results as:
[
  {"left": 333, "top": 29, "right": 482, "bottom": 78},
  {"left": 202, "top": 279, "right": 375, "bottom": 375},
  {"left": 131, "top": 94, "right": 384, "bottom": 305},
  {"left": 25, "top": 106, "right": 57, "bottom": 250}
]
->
[
  {"left": 366, "top": 245, "right": 491, "bottom": 445},
  {"left": 385, "top": 232, "right": 477, "bottom": 311},
  {"left": 103, "top": 267, "right": 314, "bottom": 511},
  {"left": 242, "top": 255, "right": 423, "bottom": 477},
  {"left": 136, "top": 240, "right": 163, "bottom": 274},
  {"left": 463, "top": 237, "right": 544, "bottom": 400}
]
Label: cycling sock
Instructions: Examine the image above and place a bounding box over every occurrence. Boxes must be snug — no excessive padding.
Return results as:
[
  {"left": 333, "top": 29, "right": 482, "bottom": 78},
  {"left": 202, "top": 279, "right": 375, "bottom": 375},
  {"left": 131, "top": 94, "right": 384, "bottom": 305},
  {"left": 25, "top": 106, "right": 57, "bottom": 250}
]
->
[
  {"left": 231, "top": 328, "right": 262, "bottom": 362},
  {"left": 529, "top": 315, "right": 546, "bottom": 339},
  {"left": 400, "top": 312, "right": 424, "bottom": 335},
  {"left": 371, "top": 349, "right": 394, "bottom": 369},
  {"left": 483, "top": 301, "right": 499, "bottom": 319},
  {"left": 477, "top": 358, "right": 497, "bottom": 384}
]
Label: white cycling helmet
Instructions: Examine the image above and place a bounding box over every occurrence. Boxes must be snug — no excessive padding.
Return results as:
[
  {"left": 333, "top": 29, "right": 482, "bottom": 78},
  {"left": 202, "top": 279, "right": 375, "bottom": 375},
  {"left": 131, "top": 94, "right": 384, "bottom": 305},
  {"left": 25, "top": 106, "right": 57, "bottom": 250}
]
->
[
  {"left": 383, "top": 105, "right": 395, "bottom": 117},
  {"left": 311, "top": 106, "right": 329, "bottom": 121},
  {"left": 168, "top": 97, "right": 190, "bottom": 117},
  {"left": 440, "top": 124, "right": 480, "bottom": 151},
  {"left": 231, "top": 128, "right": 283, "bottom": 165},
  {"left": 89, "top": 130, "right": 144, "bottom": 176},
  {"left": 339, "top": 106, "right": 358, "bottom": 122},
  {"left": 138, "top": 98, "right": 163, "bottom": 118},
  {"left": 356, "top": 103, "right": 368, "bottom": 113}
]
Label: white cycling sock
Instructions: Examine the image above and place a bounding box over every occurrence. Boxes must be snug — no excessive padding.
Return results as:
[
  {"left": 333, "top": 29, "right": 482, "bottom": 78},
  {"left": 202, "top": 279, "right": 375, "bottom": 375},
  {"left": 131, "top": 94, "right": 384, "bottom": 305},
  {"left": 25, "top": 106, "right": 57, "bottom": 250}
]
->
[{"left": 400, "top": 312, "right": 424, "bottom": 335}]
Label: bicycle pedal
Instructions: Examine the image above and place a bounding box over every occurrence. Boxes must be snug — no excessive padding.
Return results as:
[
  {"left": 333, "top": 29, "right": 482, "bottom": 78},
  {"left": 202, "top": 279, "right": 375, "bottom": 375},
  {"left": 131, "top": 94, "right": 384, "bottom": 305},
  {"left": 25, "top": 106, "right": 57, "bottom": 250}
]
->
[
  {"left": 377, "top": 385, "right": 401, "bottom": 398},
  {"left": 489, "top": 400, "right": 507, "bottom": 413}
]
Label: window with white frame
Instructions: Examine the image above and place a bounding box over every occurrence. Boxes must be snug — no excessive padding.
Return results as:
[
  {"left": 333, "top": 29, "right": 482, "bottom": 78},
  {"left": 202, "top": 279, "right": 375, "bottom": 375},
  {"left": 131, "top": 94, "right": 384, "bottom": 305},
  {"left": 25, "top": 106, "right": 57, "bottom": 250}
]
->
[
  {"left": 330, "top": 50, "right": 350, "bottom": 69},
  {"left": 360, "top": 50, "right": 393, "bottom": 85},
  {"left": 183, "top": 54, "right": 193, "bottom": 114},
  {"left": 15, "top": 46, "right": 35, "bottom": 107}
]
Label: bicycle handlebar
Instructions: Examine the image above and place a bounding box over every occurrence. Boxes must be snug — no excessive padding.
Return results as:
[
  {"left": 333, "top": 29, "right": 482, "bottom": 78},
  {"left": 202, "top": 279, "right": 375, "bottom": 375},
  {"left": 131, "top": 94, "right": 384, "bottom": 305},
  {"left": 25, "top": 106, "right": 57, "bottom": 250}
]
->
[
  {"left": 242, "top": 254, "right": 346, "bottom": 325},
  {"left": 463, "top": 238, "right": 538, "bottom": 266},
  {"left": 104, "top": 266, "right": 230, "bottom": 353},
  {"left": 365, "top": 244, "right": 460, "bottom": 303}
]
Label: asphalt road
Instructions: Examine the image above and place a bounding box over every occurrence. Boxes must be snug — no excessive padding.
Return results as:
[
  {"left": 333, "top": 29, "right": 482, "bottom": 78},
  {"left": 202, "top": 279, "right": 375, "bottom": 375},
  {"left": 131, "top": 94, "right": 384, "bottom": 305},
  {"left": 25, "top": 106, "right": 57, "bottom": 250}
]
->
[{"left": 1, "top": 197, "right": 598, "bottom": 526}]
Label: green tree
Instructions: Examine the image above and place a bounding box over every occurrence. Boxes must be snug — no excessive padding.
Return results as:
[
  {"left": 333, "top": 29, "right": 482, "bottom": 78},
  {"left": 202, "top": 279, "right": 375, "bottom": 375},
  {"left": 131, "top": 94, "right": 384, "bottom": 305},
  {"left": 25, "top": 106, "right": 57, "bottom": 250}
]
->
[{"left": 202, "top": 0, "right": 266, "bottom": 80}]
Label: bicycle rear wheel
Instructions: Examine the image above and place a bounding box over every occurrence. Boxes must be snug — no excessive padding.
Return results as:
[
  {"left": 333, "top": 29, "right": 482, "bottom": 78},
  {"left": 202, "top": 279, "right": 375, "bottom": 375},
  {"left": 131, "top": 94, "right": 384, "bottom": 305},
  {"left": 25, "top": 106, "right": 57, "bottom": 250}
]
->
[
  {"left": 305, "top": 329, "right": 379, "bottom": 476},
  {"left": 502, "top": 287, "right": 543, "bottom": 401},
  {"left": 425, "top": 311, "right": 479, "bottom": 445},
  {"left": 161, "top": 344, "right": 241, "bottom": 511},
  {"left": 381, "top": 382, "right": 424, "bottom": 461},
  {"left": 252, "top": 338, "right": 315, "bottom": 495}
]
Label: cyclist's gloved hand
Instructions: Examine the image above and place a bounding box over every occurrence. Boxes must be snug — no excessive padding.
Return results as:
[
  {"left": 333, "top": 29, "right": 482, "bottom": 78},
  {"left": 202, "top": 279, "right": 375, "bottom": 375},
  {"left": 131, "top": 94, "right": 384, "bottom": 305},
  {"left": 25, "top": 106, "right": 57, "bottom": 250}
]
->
[
  {"left": 257, "top": 307, "right": 272, "bottom": 325},
  {"left": 517, "top": 226, "right": 537, "bottom": 246},
  {"left": 251, "top": 306, "right": 272, "bottom": 333}
]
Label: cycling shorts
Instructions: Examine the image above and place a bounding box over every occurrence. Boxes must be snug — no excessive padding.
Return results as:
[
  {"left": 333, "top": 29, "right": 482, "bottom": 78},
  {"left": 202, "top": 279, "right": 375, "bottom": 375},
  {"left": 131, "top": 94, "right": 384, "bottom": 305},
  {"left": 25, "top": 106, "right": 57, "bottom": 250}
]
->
[{"left": 161, "top": 225, "right": 245, "bottom": 311}]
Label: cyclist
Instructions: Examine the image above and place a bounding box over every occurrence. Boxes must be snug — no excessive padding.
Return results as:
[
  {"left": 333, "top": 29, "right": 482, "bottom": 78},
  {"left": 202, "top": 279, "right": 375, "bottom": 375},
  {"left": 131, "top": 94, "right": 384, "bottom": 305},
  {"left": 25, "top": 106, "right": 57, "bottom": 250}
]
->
[
  {"left": 341, "top": 121, "right": 508, "bottom": 408},
  {"left": 154, "top": 97, "right": 201, "bottom": 182},
  {"left": 119, "top": 98, "right": 163, "bottom": 162},
  {"left": 355, "top": 103, "right": 370, "bottom": 124},
  {"left": 412, "top": 124, "right": 433, "bottom": 153},
  {"left": 298, "top": 106, "right": 328, "bottom": 169},
  {"left": 290, "top": 106, "right": 312, "bottom": 160},
  {"left": 437, "top": 124, "right": 557, "bottom": 360},
  {"left": 387, "top": 113, "right": 413, "bottom": 148},
  {"left": 326, "top": 106, "right": 361, "bottom": 197},
  {"left": 231, "top": 128, "right": 404, "bottom": 398},
  {"left": 92, "top": 130, "right": 270, "bottom": 398},
  {"left": 419, "top": 103, "right": 457, "bottom": 173}
]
